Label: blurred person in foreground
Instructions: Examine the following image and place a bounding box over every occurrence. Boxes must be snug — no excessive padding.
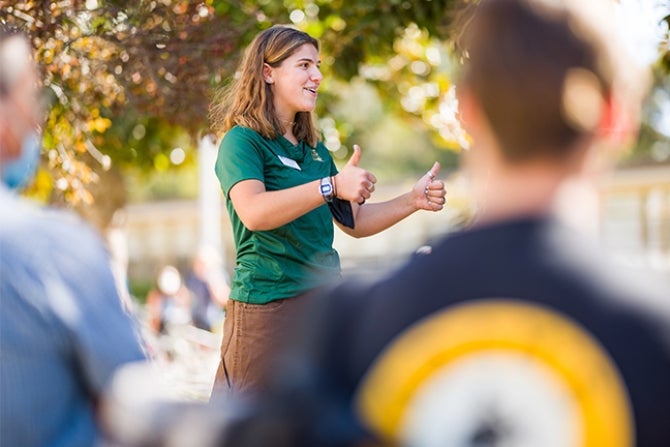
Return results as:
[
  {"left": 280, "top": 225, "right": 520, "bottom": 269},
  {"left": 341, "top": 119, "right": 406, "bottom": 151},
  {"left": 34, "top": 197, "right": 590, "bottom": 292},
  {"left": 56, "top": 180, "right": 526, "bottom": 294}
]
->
[
  {"left": 97, "top": 1, "right": 670, "bottom": 446},
  {"left": 208, "top": 0, "right": 670, "bottom": 446},
  {"left": 0, "top": 26, "right": 147, "bottom": 446}
]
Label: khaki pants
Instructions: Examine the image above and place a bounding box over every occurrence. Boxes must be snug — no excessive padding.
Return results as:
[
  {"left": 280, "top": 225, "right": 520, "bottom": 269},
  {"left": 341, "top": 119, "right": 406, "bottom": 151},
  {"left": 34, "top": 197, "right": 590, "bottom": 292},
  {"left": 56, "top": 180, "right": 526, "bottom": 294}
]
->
[{"left": 211, "top": 294, "right": 309, "bottom": 399}]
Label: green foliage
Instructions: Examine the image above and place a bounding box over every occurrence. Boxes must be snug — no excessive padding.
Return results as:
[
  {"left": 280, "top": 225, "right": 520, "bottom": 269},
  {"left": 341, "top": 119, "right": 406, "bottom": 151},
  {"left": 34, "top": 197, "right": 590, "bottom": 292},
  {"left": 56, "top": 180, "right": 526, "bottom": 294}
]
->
[
  {"left": 662, "top": 12, "right": 670, "bottom": 73},
  {"left": 2, "top": 0, "right": 669, "bottom": 223},
  {"left": 2, "top": 0, "right": 466, "bottom": 209},
  {"left": 2, "top": 0, "right": 278, "bottom": 206},
  {"left": 313, "top": 0, "right": 456, "bottom": 79},
  {"left": 621, "top": 65, "right": 670, "bottom": 166}
]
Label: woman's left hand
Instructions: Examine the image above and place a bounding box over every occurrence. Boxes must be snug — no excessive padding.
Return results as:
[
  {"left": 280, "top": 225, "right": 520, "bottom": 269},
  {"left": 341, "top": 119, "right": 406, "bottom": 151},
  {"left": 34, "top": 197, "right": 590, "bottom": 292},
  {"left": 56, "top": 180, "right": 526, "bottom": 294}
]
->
[{"left": 413, "top": 162, "right": 447, "bottom": 211}]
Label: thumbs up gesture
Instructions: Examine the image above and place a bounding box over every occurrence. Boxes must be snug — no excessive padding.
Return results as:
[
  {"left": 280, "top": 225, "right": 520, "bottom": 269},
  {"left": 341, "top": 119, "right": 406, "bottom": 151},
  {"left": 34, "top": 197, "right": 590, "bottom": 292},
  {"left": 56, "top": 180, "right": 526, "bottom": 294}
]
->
[
  {"left": 414, "top": 162, "right": 446, "bottom": 211},
  {"left": 345, "top": 144, "right": 363, "bottom": 169},
  {"left": 334, "top": 145, "right": 377, "bottom": 205}
]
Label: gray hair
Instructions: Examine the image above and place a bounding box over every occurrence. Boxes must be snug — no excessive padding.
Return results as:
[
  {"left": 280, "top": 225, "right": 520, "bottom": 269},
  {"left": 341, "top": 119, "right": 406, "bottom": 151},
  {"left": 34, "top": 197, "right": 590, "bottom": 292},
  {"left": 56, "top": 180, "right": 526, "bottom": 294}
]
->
[{"left": 0, "top": 27, "right": 32, "bottom": 98}]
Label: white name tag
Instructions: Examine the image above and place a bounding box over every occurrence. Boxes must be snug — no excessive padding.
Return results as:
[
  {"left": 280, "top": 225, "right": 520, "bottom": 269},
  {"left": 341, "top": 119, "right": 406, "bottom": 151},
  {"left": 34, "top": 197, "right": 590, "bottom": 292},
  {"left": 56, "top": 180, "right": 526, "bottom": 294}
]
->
[{"left": 278, "top": 155, "right": 301, "bottom": 170}]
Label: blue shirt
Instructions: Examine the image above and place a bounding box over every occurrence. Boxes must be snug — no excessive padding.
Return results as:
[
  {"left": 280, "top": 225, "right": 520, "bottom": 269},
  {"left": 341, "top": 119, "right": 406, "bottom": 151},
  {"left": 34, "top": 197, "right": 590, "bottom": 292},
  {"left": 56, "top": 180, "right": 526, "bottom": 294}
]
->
[{"left": 0, "top": 186, "right": 147, "bottom": 447}]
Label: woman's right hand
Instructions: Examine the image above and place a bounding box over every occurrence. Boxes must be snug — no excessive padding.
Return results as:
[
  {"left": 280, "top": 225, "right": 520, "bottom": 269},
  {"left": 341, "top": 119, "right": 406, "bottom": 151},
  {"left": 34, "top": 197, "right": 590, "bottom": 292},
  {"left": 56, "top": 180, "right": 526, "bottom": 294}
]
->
[{"left": 334, "top": 145, "right": 377, "bottom": 205}]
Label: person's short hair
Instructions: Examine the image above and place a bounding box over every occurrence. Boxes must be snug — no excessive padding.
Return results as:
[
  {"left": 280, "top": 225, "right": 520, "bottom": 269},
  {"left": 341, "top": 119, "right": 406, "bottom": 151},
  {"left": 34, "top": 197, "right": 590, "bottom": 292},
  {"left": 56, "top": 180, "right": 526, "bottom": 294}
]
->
[{"left": 454, "top": 0, "right": 644, "bottom": 162}]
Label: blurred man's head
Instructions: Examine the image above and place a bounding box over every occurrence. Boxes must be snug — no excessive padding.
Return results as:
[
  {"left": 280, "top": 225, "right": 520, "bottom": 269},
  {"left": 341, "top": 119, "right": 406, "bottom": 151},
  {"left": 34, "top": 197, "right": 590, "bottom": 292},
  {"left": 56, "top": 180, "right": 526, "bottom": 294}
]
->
[
  {"left": 0, "top": 26, "right": 41, "bottom": 188},
  {"left": 455, "top": 0, "right": 647, "bottom": 164}
]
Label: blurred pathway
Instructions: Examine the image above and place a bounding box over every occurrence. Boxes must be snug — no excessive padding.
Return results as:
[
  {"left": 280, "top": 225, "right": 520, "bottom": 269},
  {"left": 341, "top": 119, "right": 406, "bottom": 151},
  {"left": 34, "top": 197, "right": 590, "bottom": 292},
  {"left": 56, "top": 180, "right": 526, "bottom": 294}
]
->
[{"left": 144, "top": 324, "right": 222, "bottom": 402}]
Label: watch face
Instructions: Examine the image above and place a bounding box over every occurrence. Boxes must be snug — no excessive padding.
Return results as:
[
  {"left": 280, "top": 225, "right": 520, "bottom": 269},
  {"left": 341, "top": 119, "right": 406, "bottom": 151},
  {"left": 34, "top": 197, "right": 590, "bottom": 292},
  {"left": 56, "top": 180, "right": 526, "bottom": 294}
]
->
[{"left": 320, "top": 178, "right": 333, "bottom": 196}]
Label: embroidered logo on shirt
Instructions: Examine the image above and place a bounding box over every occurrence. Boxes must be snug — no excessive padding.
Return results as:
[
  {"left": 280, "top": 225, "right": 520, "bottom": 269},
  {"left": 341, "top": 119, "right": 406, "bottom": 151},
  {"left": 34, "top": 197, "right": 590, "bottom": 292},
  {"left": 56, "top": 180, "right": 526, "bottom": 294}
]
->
[{"left": 310, "top": 148, "right": 323, "bottom": 162}]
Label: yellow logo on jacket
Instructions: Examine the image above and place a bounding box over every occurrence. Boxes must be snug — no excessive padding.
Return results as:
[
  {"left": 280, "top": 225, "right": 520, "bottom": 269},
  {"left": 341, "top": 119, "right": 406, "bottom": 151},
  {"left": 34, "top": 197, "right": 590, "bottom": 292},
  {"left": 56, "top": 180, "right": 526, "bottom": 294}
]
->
[{"left": 355, "top": 299, "right": 633, "bottom": 447}]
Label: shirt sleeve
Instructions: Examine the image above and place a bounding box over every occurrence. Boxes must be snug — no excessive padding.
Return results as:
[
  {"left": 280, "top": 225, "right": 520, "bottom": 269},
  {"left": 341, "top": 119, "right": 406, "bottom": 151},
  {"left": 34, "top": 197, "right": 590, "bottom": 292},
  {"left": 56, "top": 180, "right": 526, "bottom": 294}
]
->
[
  {"left": 215, "top": 127, "right": 266, "bottom": 198},
  {"left": 316, "top": 141, "right": 338, "bottom": 177}
]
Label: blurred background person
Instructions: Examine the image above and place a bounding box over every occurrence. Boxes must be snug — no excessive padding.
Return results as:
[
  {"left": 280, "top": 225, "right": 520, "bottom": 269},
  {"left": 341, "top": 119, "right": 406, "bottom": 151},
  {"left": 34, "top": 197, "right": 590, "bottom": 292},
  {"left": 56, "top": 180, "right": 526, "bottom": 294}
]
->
[
  {"left": 145, "top": 264, "right": 192, "bottom": 336},
  {"left": 0, "top": 25, "right": 148, "bottom": 447},
  {"left": 185, "top": 245, "right": 229, "bottom": 332}
]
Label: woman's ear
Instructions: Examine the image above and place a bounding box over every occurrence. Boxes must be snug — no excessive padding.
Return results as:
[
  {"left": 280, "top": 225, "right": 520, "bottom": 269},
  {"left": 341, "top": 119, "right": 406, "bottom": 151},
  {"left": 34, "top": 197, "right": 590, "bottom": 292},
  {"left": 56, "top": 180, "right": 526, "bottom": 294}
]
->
[{"left": 263, "top": 63, "right": 274, "bottom": 84}]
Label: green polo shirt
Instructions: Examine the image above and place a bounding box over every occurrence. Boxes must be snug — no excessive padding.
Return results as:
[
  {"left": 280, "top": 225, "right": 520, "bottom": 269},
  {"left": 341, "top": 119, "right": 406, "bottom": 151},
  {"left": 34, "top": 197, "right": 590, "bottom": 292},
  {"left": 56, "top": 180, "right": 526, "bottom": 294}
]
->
[{"left": 215, "top": 126, "right": 341, "bottom": 304}]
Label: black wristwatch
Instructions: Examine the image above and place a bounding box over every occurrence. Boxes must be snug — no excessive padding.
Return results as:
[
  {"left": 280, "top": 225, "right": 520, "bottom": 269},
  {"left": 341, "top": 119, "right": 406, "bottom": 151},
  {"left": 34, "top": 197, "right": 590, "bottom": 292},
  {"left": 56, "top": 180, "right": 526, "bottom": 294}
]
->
[{"left": 320, "top": 176, "right": 334, "bottom": 203}]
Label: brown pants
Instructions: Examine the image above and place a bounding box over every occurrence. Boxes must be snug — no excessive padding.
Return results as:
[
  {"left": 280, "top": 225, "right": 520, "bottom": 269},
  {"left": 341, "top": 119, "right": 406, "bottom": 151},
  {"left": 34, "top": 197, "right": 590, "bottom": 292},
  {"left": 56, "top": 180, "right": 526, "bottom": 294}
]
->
[{"left": 210, "top": 294, "right": 309, "bottom": 399}]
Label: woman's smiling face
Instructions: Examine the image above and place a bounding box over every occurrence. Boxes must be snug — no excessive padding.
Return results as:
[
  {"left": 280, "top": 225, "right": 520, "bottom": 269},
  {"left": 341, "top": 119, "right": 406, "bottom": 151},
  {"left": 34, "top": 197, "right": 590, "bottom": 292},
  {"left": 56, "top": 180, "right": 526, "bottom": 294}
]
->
[{"left": 264, "top": 43, "right": 322, "bottom": 122}]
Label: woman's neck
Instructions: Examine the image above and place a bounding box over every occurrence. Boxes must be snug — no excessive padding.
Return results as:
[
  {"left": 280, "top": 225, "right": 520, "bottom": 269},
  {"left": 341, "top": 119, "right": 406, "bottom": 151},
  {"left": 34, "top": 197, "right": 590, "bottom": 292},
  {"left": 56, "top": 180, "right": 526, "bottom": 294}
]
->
[{"left": 283, "top": 130, "right": 298, "bottom": 145}]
